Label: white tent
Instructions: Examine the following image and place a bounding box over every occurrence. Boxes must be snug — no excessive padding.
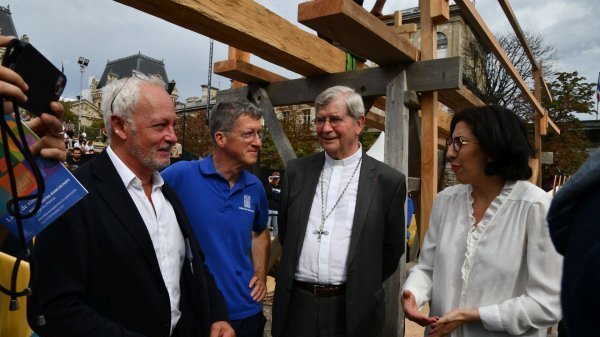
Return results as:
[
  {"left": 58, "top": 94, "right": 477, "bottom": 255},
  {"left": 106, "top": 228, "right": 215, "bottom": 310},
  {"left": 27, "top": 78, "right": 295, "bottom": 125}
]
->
[{"left": 366, "top": 131, "right": 385, "bottom": 162}]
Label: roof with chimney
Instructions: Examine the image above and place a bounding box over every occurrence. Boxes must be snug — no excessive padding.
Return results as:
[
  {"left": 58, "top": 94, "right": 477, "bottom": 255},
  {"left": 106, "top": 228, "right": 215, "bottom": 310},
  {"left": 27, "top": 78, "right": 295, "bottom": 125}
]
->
[{"left": 97, "top": 52, "right": 170, "bottom": 88}]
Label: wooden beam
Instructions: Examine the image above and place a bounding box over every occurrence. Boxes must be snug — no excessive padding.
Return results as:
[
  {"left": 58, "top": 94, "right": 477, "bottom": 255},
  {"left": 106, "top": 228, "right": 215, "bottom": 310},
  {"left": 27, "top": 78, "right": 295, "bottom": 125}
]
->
[
  {"left": 455, "top": 0, "right": 559, "bottom": 134},
  {"left": 548, "top": 117, "right": 560, "bottom": 135},
  {"left": 407, "top": 57, "right": 462, "bottom": 92},
  {"left": 497, "top": 0, "right": 538, "bottom": 70},
  {"left": 438, "top": 86, "right": 485, "bottom": 112},
  {"left": 437, "top": 109, "right": 452, "bottom": 138},
  {"left": 215, "top": 86, "right": 249, "bottom": 104},
  {"left": 407, "top": 177, "right": 421, "bottom": 192},
  {"left": 382, "top": 66, "right": 408, "bottom": 337},
  {"left": 365, "top": 112, "right": 385, "bottom": 130},
  {"left": 298, "top": 0, "right": 419, "bottom": 65},
  {"left": 227, "top": 47, "right": 250, "bottom": 89},
  {"left": 217, "top": 84, "right": 452, "bottom": 137},
  {"left": 219, "top": 59, "right": 462, "bottom": 106},
  {"left": 115, "top": 0, "right": 348, "bottom": 76},
  {"left": 248, "top": 85, "right": 297, "bottom": 165},
  {"left": 430, "top": 0, "right": 450, "bottom": 24},
  {"left": 261, "top": 64, "right": 405, "bottom": 105},
  {"left": 394, "top": 23, "right": 417, "bottom": 35},
  {"left": 533, "top": 68, "right": 542, "bottom": 187},
  {"left": 541, "top": 109, "right": 548, "bottom": 135},
  {"left": 214, "top": 59, "right": 288, "bottom": 84},
  {"left": 498, "top": 0, "right": 553, "bottom": 102},
  {"left": 419, "top": 0, "right": 438, "bottom": 249},
  {"left": 542, "top": 78, "right": 553, "bottom": 103}
]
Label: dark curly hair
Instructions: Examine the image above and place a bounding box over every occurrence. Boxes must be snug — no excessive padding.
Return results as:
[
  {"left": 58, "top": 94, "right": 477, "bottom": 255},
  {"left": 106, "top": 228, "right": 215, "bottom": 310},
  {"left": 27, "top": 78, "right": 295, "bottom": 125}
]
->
[{"left": 450, "top": 105, "right": 536, "bottom": 181}]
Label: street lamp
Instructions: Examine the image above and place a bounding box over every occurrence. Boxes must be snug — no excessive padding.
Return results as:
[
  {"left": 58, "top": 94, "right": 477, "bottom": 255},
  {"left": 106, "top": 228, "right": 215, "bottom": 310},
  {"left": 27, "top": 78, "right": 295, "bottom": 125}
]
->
[{"left": 77, "top": 56, "right": 90, "bottom": 136}]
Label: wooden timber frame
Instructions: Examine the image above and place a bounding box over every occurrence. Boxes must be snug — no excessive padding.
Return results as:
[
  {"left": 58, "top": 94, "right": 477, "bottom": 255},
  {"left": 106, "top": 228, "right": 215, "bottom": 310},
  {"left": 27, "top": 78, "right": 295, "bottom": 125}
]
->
[{"left": 115, "top": 0, "right": 560, "bottom": 336}]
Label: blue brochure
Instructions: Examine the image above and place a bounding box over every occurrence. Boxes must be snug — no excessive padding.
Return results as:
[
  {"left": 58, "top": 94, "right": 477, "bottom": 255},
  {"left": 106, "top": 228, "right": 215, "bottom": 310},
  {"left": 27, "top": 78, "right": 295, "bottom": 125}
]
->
[{"left": 0, "top": 116, "right": 88, "bottom": 242}]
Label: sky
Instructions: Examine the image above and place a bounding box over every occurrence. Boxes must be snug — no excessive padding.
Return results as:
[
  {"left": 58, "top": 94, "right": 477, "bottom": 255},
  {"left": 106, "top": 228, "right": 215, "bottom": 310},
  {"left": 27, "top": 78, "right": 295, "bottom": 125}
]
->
[{"left": 5, "top": 0, "right": 600, "bottom": 116}]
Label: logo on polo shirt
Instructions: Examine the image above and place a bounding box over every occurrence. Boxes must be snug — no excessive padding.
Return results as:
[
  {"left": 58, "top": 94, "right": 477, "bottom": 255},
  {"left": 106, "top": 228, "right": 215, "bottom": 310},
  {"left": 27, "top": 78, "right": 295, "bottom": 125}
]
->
[
  {"left": 239, "top": 194, "right": 255, "bottom": 213},
  {"left": 244, "top": 195, "right": 251, "bottom": 209}
]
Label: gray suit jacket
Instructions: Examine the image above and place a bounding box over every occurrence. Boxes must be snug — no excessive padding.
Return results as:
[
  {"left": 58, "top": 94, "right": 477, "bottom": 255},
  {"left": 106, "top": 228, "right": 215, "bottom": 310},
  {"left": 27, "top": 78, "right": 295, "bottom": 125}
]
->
[{"left": 272, "top": 151, "right": 406, "bottom": 337}]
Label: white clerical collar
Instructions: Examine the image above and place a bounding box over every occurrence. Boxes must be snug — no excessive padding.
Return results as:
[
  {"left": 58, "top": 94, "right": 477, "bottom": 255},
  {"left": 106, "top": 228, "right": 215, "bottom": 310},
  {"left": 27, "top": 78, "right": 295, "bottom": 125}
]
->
[{"left": 324, "top": 145, "right": 363, "bottom": 167}]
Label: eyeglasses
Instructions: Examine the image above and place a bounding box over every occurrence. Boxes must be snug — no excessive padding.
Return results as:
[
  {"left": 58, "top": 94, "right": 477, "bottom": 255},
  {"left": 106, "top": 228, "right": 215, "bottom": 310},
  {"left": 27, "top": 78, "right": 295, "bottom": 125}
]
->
[
  {"left": 314, "top": 115, "right": 347, "bottom": 127},
  {"left": 109, "top": 70, "right": 152, "bottom": 116},
  {"left": 445, "top": 136, "right": 479, "bottom": 152},
  {"left": 224, "top": 129, "right": 265, "bottom": 141}
]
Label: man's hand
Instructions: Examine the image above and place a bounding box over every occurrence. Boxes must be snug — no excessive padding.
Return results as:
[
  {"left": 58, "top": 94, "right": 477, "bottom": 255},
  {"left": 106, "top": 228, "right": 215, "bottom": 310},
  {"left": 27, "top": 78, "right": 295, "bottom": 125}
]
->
[
  {"left": 429, "top": 308, "right": 479, "bottom": 337},
  {"left": 401, "top": 290, "right": 439, "bottom": 326},
  {"left": 210, "top": 320, "right": 235, "bottom": 337},
  {"left": 27, "top": 102, "right": 66, "bottom": 162},
  {"left": 249, "top": 274, "right": 267, "bottom": 302}
]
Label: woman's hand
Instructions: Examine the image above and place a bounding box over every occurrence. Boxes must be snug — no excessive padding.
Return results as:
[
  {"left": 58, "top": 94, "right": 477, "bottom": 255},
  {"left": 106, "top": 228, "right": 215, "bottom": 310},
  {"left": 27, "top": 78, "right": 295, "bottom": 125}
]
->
[
  {"left": 0, "top": 36, "right": 66, "bottom": 162},
  {"left": 0, "top": 36, "right": 28, "bottom": 114},
  {"left": 402, "top": 290, "right": 439, "bottom": 326},
  {"left": 429, "top": 308, "right": 480, "bottom": 337}
]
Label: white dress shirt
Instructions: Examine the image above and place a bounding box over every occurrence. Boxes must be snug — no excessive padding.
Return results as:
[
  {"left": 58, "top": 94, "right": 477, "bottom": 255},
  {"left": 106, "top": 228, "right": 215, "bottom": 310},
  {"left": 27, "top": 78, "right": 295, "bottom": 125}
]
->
[
  {"left": 107, "top": 146, "right": 185, "bottom": 335},
  {"left": 403, "top": 180, "right": 562, "bottom": 337},
  {"left": 295, "top": 148, "right": 362, "bottom": 285}
]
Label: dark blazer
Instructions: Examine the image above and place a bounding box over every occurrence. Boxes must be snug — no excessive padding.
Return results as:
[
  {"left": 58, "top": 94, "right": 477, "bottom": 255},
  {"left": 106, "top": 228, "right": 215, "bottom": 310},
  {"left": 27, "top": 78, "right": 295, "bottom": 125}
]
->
[
  {"left": 28, "top": 150, "right": 228, "bottom": 337},
  {"left": 272, "top": 151, "right": 406, "bottom": 337},
  {"left": 548, "top": 150, "right": 600, "bottom": 337}
]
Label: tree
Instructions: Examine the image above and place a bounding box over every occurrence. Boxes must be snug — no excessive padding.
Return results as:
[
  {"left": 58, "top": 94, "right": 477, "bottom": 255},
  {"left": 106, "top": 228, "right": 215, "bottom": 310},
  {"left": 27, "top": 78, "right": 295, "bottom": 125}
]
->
[
  {"left": 260, "top": 107, "right": 320, "bottom": 169},
  {"left": 462, "top": 31, "right": 558, "bottom": 120},
  {"left": 59, "top": 100, "right": 78, "bottom": 124},
  {"left": 545, "top": 72, "right": 595, "bottom": 123},
  {"left": 174, "top": 109, "right": 212, "bottom": 158},
  {"left": 542, "top": 71, "right": 595, "bottom": 179},
  {"left": 88, "top": 119, "right": 105, "bottom": 141}
]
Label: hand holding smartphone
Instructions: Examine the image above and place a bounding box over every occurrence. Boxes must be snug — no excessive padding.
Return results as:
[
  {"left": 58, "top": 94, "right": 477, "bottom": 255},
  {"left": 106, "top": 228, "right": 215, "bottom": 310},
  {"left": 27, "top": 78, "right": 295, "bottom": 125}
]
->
[{"left": 1, "top": 38, "right": 67, "bottom": 116}]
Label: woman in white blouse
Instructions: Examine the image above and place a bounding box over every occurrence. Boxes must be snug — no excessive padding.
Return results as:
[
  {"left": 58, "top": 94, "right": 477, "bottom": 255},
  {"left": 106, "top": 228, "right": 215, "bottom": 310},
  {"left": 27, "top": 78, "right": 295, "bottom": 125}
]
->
[{"left": 402, "top": 105, "right": 562, "bottom": 337}]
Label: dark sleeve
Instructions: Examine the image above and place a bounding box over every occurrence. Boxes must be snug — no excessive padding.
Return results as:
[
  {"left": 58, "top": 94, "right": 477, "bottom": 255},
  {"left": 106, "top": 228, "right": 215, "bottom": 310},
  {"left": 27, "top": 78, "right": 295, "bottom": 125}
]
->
[
  {"left": 27, "top": 213, "right": 146, "bottom": 337},
  {"left": 382, "top": 173, "right": 406, "bottom": 281}
]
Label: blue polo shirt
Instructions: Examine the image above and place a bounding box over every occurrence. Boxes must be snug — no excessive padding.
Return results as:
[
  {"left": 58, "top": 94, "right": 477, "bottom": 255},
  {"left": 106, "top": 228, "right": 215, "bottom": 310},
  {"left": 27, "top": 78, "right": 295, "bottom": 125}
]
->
[{"left": 161, "top": 156, "right": 268, "bottom": 320}]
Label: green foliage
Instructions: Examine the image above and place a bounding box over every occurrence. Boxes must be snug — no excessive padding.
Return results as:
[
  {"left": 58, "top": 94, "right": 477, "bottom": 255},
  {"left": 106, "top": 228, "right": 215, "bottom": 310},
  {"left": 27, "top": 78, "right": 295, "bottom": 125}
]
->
[
  {"left": 545, "top": 71, "right": 595, "bottom": 122},
  {"left": 60, "top": 100, "right": 78, "bottom": 124},
  {"left": 542, "top": 71, "right": 595, "bottom": 178},
  {"left": 174, "top": 110, "right": 212, "bottom": 158},
  {"left": 260, "top": 133, "right": 285, "bottom": 170},
  {"left": 360, "top": 130, "right": 381, "bottom": 150},
  {"left": 260, "top": 108, "right": 320, "bottom": 169},
  {"left": 87, "top": 119, "right": 105, "bottom": 140}
]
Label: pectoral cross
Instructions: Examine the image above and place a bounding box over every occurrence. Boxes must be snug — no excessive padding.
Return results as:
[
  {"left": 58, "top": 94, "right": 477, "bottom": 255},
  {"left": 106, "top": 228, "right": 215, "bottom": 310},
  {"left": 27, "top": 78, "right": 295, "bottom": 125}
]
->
[{"left": 313, "top": 227, "right": 329, "bottom": 241}]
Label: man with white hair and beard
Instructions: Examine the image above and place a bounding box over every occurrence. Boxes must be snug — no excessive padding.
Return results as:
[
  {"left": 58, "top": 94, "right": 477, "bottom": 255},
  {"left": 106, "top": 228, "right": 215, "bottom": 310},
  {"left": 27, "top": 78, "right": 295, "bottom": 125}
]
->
[{"left": 28, "top": 72, "right": 234, "bottom": 337}]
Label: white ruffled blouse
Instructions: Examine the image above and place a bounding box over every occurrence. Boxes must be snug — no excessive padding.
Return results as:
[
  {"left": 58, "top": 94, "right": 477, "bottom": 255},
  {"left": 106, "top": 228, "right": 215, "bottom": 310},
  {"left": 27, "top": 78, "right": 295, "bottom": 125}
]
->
[{"left": 403, "top": 180, "right": 562, "bottom": 337}]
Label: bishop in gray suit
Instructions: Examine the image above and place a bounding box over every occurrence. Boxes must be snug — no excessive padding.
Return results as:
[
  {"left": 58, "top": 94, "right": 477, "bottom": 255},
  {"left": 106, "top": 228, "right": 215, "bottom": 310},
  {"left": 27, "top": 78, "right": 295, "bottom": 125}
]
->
[{"left": 272, "top": 86, "right": 406, "bottom": 337}]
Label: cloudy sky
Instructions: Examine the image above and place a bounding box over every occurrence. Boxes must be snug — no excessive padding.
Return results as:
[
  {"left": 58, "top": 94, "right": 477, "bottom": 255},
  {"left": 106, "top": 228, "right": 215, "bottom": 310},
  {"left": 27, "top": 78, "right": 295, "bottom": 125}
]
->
[{"left": 5, "top": 0, "right": 599, "bottom": 115}]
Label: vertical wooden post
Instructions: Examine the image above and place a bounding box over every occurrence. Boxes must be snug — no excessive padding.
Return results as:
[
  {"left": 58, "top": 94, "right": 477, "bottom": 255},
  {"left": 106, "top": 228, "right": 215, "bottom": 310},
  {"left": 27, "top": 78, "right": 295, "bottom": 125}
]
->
[
  {"left": 532, "top": 68, "right": 542, "bottom": 187},
  {"left": 248, "top": 84, "right": 297, "bottom": 165},
  {"left": 228, "top": 47, "right": 251, "bottom": 88},
  {"left": 383, "top": 67, "right": 409, "bottom": 337},
  {"left": 419, "top": 0, "right": 439, "bottom": 246}
]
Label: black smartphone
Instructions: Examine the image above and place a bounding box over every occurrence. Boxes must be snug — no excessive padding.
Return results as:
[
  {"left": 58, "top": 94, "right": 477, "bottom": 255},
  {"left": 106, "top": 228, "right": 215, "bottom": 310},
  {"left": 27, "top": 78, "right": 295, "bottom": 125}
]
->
[{"left": 1, "top": 39, "right": 67, "bottom": 116}]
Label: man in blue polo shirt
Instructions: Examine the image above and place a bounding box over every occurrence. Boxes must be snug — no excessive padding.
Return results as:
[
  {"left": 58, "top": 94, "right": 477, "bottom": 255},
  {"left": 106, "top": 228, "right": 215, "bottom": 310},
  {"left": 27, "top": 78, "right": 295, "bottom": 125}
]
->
[{"left": 162, "top": 99, "right": 270, "bottom": 337}]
